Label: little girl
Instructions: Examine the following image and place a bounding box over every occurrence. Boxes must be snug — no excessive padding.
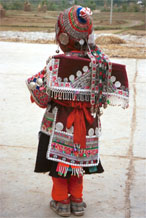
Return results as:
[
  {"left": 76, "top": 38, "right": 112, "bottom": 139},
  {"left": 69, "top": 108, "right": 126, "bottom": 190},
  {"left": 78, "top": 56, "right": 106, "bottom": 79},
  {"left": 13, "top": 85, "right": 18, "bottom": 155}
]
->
[{"left": 26, "top": 5, "right": 129, "bottom": 217}]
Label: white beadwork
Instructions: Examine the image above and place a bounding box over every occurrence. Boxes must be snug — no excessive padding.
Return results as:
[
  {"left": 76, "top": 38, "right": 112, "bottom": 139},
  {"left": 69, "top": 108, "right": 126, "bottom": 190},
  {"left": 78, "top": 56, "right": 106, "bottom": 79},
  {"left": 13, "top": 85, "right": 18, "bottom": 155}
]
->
[
  {"left": 29, "top": 82, "right": 36, "bottom": 89},
  {"left": 37, "top": 78, "right": 43, "bottom": 86}
]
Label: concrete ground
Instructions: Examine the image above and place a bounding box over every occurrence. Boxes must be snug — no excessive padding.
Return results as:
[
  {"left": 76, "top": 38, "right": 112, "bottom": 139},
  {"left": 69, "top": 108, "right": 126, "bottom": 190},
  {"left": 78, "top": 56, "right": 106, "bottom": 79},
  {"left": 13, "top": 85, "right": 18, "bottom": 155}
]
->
[{"left": 0, "top": 42, "right": 146, "bottom": 218}]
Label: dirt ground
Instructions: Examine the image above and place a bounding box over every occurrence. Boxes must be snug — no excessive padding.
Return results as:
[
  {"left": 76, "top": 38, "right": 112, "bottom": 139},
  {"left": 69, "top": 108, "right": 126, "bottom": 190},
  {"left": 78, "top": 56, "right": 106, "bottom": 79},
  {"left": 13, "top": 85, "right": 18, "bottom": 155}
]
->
[
  {"left": 98, "top": 41, "right": 146, "bottom": 59},
  {"left": 0, "top": 42, "right": 146, "bottom": 218},
  {"left": 0, "top": 10, "right": 145, "bottom": 58},
  {"left": 0, "top": 10, "right": 145, "bottom": 31},
  {"left": 0, "top": 30, "right": 145, "bottom": 59}
]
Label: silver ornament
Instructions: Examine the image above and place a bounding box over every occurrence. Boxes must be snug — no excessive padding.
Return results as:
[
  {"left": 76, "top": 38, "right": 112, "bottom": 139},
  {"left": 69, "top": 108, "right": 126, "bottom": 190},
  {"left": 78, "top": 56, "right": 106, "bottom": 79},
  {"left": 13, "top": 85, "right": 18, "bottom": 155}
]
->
[
  {"left": 111, "top": 76, "right": 116, "bottom": 83},
  {"left": 56, "top": 122, "right": 64, "bottom": 131},
  {"left": 59, "top": 33, "right": 69, "bottom": 45},
  {"left": 83, "top": 66, "right": 88, "bottom": 73},
  {"left": 63, "top": 77, "right": 68, "bottom": 82},
  {"left": 88, "top": 128, "right": 94, "bottom": 136},
  {"left": 79, "top": 39, "right": 85, "bottom": 45},
  {"left": 76, "top": 70, "right": 82, "bottom": 77},
  {"left": 29, "top": 82, "right": 36, "bottom": 90},
  {"left": 115, "top": 81, "right": 121, "bottom": 88},
  {"left": 69, "top": 75, "right": 75, "bottom": 82},
  {"left": 57, "top": 77, "right": 62, "bottom": 82}
]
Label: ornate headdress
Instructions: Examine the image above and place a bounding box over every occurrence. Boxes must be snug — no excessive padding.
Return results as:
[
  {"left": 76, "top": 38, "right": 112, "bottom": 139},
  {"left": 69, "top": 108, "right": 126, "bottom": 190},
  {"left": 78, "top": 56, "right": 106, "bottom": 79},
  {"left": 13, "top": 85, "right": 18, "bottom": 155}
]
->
[
  {"left": 56, "top": 5, "right": 93, "bottom": 50},
  {"left": 55, "top": 5, "right": 112, "bottom": 113}
]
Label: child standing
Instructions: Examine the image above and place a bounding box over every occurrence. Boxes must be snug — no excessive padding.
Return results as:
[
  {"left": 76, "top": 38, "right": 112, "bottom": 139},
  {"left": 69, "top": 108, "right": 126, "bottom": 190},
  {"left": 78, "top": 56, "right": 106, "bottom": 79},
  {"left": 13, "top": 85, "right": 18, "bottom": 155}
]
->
[{"left": 26, "top": 5, "right": 129, "bottom": 217}]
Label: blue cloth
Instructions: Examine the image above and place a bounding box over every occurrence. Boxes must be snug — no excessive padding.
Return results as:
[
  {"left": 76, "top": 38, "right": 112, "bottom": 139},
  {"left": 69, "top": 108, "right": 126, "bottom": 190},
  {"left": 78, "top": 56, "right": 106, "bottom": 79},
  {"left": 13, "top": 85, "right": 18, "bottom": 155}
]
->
[{"left": 76, "top": 7, "right": 87, "bottom": 24}]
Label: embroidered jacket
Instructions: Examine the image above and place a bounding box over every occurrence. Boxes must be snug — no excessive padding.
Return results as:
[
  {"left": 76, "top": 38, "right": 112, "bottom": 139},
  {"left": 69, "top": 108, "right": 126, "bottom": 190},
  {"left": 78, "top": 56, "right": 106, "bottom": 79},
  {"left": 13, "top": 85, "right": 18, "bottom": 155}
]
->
[{"left": 26, "top": 51, "right": 129, "bottom": 168}]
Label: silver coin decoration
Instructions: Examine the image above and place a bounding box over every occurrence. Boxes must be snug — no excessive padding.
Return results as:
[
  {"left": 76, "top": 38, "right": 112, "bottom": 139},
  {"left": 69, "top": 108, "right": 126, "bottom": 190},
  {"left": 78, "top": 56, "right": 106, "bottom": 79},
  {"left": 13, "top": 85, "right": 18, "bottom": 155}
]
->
[
  {"left": 63, "top": 77, "right": 68, "bottom": 82},
  {"left": 76, "top": 70, "right": 82, "bottom": 77},
  {"left": 83, "top": 66, "right": 88, "bottom": 73},
  {"left": 89, "top": 62, "right": 92, "bottom": 67},
  {"left": 79, "top": 39, "right": 85, "bottom": 45},
  {"left": 37, "top": 78, "right": 43, "bottom": 86},
  {"left": 88, "top": 128, "right": 94, "bottom": 136},
  {"left": 29, "top": 82, "right": 36, "bottom": 89},
  {"left": 111, "top": 76, "right": 116, "bottom": 82},
  {"left": 69, "top": 75, "right": 75, "bottom": 82},
  {"left": 58, "top": 33, "right": 69, "bottom": 45},
  {"left": 115, "top": 81, "right": 121, "bottom": 88},
  {"left": 66, "top": 126, "right": 74, "bottom": 134},
  {"left": 57, "top": 77, "right": 62, "bottom": 82},
  {"left": 56, "top": 122, "right": 64, "bottom": 131}
]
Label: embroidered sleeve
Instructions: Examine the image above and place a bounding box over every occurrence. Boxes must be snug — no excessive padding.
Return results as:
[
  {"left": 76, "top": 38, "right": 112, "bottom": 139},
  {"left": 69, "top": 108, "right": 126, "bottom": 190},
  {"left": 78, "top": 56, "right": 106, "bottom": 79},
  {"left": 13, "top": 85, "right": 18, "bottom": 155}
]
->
[{"left": 26, "top": 67, "right": 50, "bottom": 108}]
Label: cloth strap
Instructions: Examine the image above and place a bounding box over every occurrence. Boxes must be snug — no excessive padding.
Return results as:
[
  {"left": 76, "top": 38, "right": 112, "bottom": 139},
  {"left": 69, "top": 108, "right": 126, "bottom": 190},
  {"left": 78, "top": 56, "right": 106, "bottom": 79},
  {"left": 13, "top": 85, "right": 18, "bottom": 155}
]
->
[{"left": 53, "top": 100, "right": 93, "bottom": 149}]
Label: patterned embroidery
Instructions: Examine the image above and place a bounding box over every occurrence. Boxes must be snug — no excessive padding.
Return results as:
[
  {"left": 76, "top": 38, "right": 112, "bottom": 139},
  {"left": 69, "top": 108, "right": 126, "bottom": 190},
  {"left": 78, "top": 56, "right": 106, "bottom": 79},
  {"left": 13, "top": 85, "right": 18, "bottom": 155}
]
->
[
  {"left": 41, "top": 109, "right": 55, "bottom": 135},
  {"left": 26, "top": 69, "right": 49, "bottom": 108},
  {"left": 46, "top": 129, "right": 100, "bottom": 167},
  {"left": 45, "top": 52, "right": 129, "bottom": 109}
]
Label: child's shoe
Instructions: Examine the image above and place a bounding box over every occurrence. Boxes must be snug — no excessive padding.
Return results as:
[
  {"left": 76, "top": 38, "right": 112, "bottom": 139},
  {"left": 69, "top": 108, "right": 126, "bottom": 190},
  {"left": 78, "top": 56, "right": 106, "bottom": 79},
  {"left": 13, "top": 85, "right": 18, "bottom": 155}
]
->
[
  {"left": 50, "top": 199, "right": 71, "bottom": 217},
  {"left": 70, "top": 197, "right": 87, "bottom": 216}
]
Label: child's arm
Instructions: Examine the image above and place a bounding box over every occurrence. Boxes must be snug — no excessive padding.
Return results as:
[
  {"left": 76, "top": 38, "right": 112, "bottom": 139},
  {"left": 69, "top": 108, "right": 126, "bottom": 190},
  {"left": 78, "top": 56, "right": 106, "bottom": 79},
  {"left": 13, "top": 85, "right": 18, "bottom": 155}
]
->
[{"left": 26, "top": 67, "right": 51, "bottom": 108}]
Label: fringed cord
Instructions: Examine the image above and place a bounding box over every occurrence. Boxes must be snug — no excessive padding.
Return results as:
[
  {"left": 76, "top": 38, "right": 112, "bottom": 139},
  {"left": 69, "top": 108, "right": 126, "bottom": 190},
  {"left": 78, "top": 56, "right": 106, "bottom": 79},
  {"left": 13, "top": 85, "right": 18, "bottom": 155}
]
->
[{"left": 56, "top": 163, "right": 84, "bottom": 177}]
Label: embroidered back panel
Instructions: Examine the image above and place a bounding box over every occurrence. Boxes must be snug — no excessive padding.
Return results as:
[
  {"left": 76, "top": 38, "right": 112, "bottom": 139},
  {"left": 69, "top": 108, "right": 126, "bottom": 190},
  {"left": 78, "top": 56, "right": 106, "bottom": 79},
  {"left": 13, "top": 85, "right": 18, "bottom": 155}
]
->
[
  {"left": 41, "top": 103, "right": 101, "bottom": 135},
  {"left": 47, "top": 130, "right": 99, "bottom": 167},
  {"left": 26, "top": 52, "right": 129, "bottom": 110},
  {"left": 43, "top": 105, "right": 101, "bottom": 167},
  {"left": 45, "top": 53, "right": 129, "bottom": 109}
]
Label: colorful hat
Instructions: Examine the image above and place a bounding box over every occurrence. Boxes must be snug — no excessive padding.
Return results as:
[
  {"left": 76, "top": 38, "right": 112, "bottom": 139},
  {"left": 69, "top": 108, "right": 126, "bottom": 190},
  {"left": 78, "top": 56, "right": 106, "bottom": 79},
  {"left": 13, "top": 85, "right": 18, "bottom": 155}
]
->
[{"left": 56, "top": 5, "right": 93, "bottom": 49}]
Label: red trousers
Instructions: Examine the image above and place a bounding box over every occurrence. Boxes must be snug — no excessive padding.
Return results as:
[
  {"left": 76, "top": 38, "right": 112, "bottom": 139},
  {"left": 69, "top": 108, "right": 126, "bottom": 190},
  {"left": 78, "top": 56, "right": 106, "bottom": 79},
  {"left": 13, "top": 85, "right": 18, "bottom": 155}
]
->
[{"left": 52, "top": 176, "right": 83, "bottom": 202}]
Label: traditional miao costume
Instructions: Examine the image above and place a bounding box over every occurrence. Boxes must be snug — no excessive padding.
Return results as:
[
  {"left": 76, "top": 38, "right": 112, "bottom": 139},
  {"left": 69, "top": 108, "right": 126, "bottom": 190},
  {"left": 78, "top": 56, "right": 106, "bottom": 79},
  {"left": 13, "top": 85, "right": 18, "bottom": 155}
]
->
[{"left": 26, "top": 5, "right": 129, "bottom": 217}]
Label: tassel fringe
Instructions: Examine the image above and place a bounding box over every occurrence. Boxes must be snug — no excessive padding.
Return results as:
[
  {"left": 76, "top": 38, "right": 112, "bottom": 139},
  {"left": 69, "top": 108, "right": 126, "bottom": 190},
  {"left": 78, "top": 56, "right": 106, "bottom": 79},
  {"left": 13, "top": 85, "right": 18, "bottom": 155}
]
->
[{"left": 56, "top": 163, "right": 84, "bottom": 177}]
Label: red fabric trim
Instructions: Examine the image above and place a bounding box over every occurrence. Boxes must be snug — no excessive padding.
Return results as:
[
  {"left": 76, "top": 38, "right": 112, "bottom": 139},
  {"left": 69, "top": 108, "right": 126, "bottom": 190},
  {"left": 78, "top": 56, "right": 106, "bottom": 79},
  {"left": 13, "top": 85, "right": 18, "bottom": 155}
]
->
[{"left": 53, "top": 100, "right": 93, "bottom": 149}]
